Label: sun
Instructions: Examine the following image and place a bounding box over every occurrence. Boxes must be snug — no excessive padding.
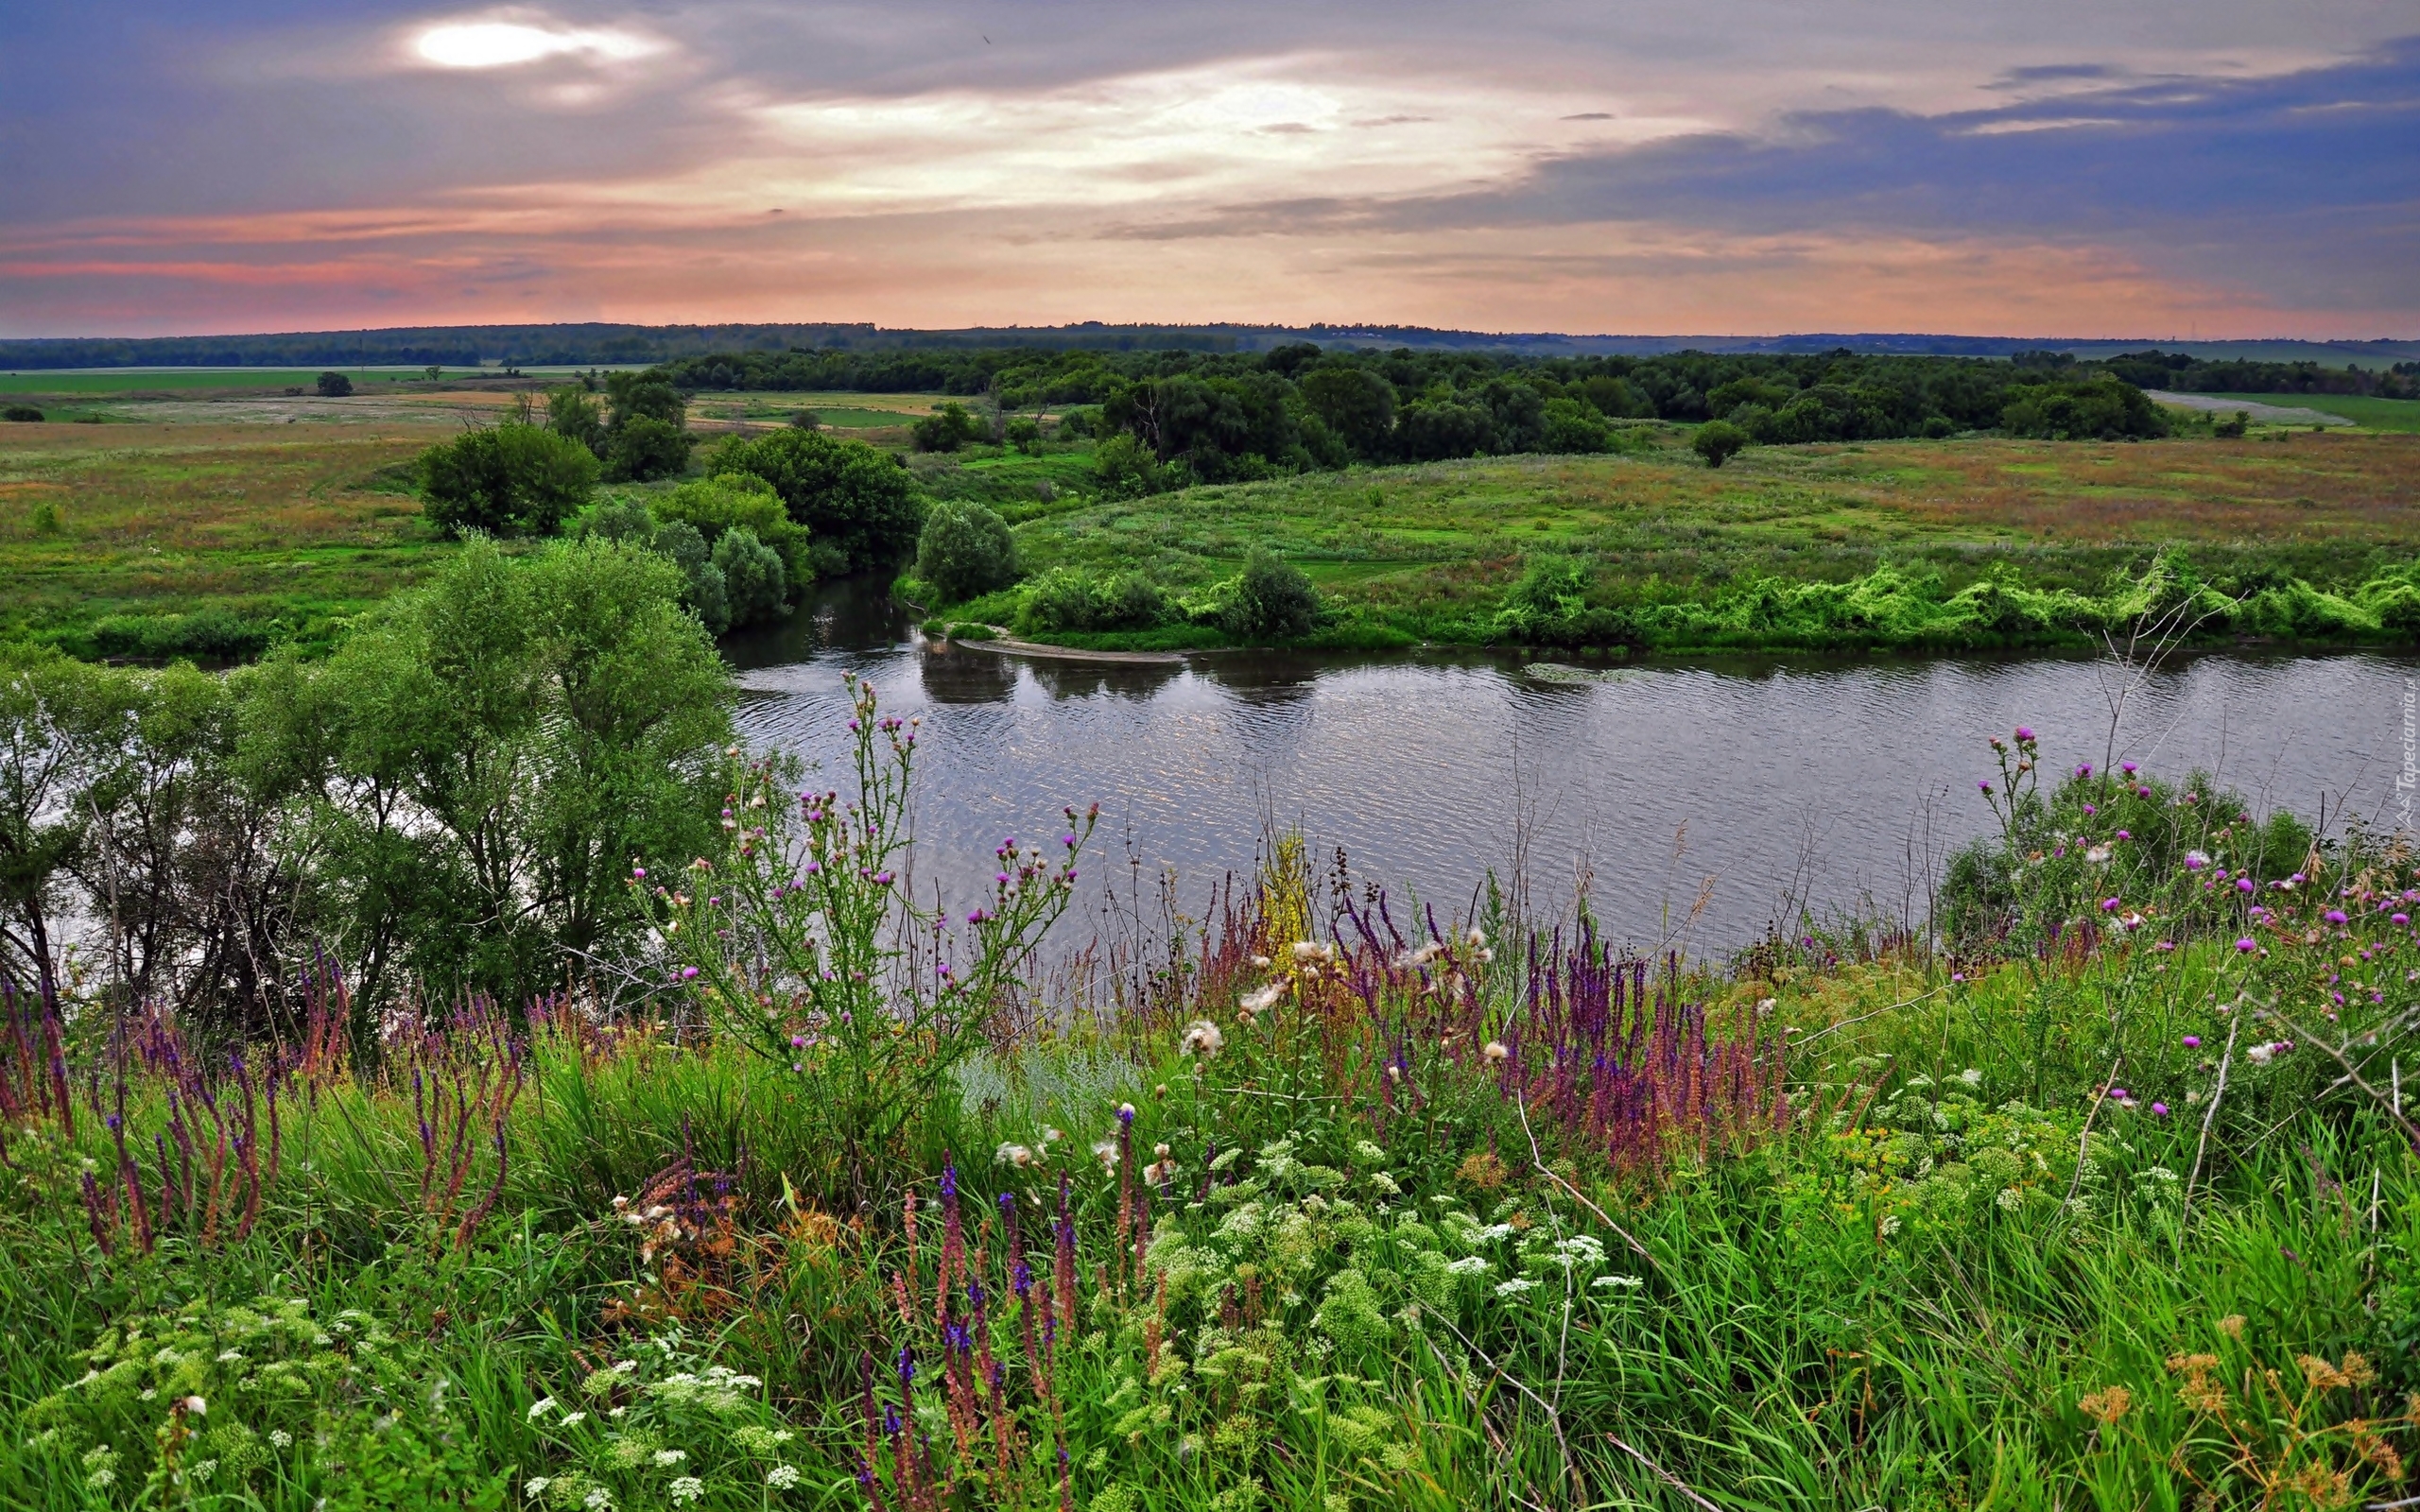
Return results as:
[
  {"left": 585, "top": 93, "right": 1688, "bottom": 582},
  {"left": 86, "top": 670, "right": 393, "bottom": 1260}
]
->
[{"left": 412, "top": 20, "right": 655, "bottom": 70}]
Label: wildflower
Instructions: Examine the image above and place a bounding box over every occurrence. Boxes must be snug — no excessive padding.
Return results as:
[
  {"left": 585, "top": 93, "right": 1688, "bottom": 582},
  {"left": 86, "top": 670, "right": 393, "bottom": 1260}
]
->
[
  {"left": 181, "top": 1396, "right": 206, "bottom": 1417},
  {"left": 585, "top": 1490, "right": 614, "bottom": 1512},
  {"left": 668, "top": 1478, "right": 704, "bottom": 1504},
  {"left": 561, "top": 1411, "right": 588, "bottom": 1427},
  {"left": 2185, "top": 850, "right": 2209, "bottom": 870},
  {"left": 2121, "top": 761, "right": 2136, "bottom": 774},
  {"left": 1291, "top": 940, "right": 1331, "bottom": 964},
  {"left": 1468, "top": 926, "right": 1488, "bottom": 949},
  {"left": 767, "top": 1465, "right": 803, "bottom": 1490},
  {"left": 2182, "top": 1035, "right": 2201, "bottom": 1048},
  {"left": 2235, "top": 937, "right": 2257, "bottom": 953},
  {"left": 2246, "top": 1042, "right": 2275, "bottom": 1065},
  {"left": 2014, "top": 726, "right": 2034, "bottom": 742},
  {"left": 680, "top": 966, "right": 700, "bottom": 981},
  {"left": 1446, "top": 1255, "right": 1492, "bottom": 1275},
  {"left": 1092, "top": 1139, "right": 1119, "bottom": 1170},
  {"left": 1179, "top": 1020, "right": 1225, "bottom": 1057},
  {"left": 2152, "top": 1102, "right": 2169, "bottom": 1116},
  {"left": 2117, "top": 829, "right": 2132, "bottom": 840},
  {"left": 2086, "top": 846, "right": 2112, "bottom": 866},
  {"left": 2079, "top": 1386, "right": 2131, "bottom": 1425},
  {"left": 528, "top": 1398, "right": 558, "bottom": 1420},
  {"left": 653, "top": 1450, "right": 687, "bottom": 1467},
  {"left": 2100, "top": 897, "right": 2119, "bottom": 912},
  {"left": 1494, "top": 1278, "right": 1537, "bottom": 1298},
  {"left": 1482, "top": 1040, "right": 1510, "bottom": 1061},
  {"left": 268, "top": 1430, "right": 293, "bottom": 1450},
  {"left": 1251, "top": 954, "right": 1271, "bottom": 969},
  {"left": 2399, "top": 913, "right": 2411, "bottom": 926},
  {"left": 1593, "top": 1274, "right": 1645, "bottom": 1290},
  {"left": 995, "top": 1143, "right": 1035, "bottom": 1168},
  {"left": 1978, "top": 781, "right": 1992, "bottom": 795},
  {"left": 1238, "top": 983, "right": 1285, "bottom": 1017}
]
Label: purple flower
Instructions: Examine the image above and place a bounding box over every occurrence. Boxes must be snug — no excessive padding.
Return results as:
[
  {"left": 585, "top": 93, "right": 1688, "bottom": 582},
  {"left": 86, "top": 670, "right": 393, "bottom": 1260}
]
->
[
  {"left": 2236, "top": 937, "right": 2257, "bottom": 953},
  {"left": 680, "top": 966, "right": 700, "bottom": 980},
  {"left": 2326, "top": 910, "right": 2349, "bottom": 924},
  {"left": 2101, "top": 898, "right": 2120, "bottom": 912},
  {"left": 1978, "top": 781, "right": 1993, "bottom": 794},
  {"left": 2076, "top": 763, "right": 2093, "bottom": 779},
  {"left": 631, "top": 866, "right": 647, "bottom": 879},
  {"left": 2398, "top": 914, "right": 2412, "bottom": 927},
  {"left": 2182, "top": 1035, "right": 2201, "bottom": 1048},
  {"left": 2120, "top": 761, "right": 2137, "bottom": 775},
  {"left": 2236, "top": 878, "right": 2255, "bottom": 894},
  {"left": 2014, "top": 727, "right": 2034, "bottom": 742},
  {"left": 2151, "top": 1102, "right": 2169, "bottom": 1117}
]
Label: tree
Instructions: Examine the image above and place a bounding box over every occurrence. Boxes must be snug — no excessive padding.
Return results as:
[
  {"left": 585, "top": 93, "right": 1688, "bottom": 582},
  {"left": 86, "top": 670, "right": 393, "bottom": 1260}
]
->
[
  {"left": 2213, "top": 410, "right": 2250, "bottom": 439},
  {"left": 713, "top": 527, "right": 788, "bottom": 627},
  {"left": 600, "top": 371, "right": 693, "bottom": 481},
  {"left": 715, "top": 429, "right": 925, "bottom": 572},
  {"left": 311, "top": 537, "right": 732, "bottom": 1003},
  {"left": 1004, "top": 417, "right": 1043, "bottom": 455},
  {"left": 546, "top": 386, "right": 607, "bottom": 457},
  {"left": 653, "top": 472, "right": 811, "bottom": 587},
  {"left": 652, "top": 521, "right": 730, "bottom": 633},
  {"left": 1223, "top": 548, "right": 1321, "bottom": 642},
  {"left": 424, "top": 365, "right": 443, "bottom": 382},
  {"left": 420, "top": 423, "right": 599, "bottom": 537},
  {"left": 316, "top": 371, "right": 353, "bottom": 397},
  {"left": 915, "top": 501, "right": 1019, "bottom": 603},
  {"left": 1692, "top": 421, "right": 1750, "bottom": 469},
  {"left": 1298, "top": 368, "right": 1397, "bottom": 458},
  {"left": 3, "top": 405, "right": 42, "bottom": 422},
  {"left": 1538, "top": 397, "right": 1613, "bottom": 454},
  {"left": 910, "top": 402, "right": 981, "bottom": 454}
]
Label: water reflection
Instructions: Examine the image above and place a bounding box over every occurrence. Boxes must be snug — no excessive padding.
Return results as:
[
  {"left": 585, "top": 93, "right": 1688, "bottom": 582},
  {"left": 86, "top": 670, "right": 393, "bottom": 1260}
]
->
[{"left": 732, "top": 576, "right": 2407, "bottom": 954}]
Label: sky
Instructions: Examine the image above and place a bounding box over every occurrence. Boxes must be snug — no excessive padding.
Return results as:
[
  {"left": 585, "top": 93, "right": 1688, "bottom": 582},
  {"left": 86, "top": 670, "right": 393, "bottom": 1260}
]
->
[{"left": 1, "top": 2, "right": 2415, "bottom": 339}]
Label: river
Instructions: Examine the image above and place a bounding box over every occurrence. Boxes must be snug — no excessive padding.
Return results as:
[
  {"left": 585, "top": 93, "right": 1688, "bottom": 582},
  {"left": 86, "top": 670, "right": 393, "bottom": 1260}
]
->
[{"left": 725, "top": 576, "right": 2410, "bottom": 955}]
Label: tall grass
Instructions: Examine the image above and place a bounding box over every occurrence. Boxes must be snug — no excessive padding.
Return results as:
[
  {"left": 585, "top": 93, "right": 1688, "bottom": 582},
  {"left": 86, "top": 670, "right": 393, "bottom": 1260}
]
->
[{"left": 3, "top": 709, "right": 2416, "bottom": 1510}]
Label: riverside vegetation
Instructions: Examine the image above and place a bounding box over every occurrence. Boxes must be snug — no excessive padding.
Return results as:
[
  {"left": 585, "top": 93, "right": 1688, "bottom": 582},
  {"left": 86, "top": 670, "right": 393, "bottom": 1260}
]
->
[
  {"left": 2, "top": 541, "right": 2418, "bottom": 1510},
  {"left": 5, "top": 345, "right": 2419, "bottom": 660}
]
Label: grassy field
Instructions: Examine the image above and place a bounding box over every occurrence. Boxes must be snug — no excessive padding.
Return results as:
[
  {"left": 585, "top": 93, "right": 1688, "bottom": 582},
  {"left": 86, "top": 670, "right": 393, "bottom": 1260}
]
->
[
  {"left": 8, "top": 379, "right": 2420, "bottom": 661},
  {"left": 0, "top": 421, "right": 457, "bottom": 653},
  {"left": 959, "top": 430, "right": 2420, "bottom": 644},
  {"left": 2199, "top": 392, "right": 2420, "bottom": 433},
  {"left": 0, "top": 367, "right": 621, "bottom": 395}
]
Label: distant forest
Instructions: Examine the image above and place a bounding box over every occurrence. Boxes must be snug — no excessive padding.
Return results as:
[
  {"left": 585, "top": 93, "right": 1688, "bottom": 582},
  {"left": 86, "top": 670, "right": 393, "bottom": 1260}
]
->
[
  {"left": 2100, "top": 349, "right": 2420, "bottom": 399},
  {"left": 655, "top": 345, "right": 2170, "bottom": 477},
  {"left": 6, "top": 320, "right": 2415, "bottom": 373}
]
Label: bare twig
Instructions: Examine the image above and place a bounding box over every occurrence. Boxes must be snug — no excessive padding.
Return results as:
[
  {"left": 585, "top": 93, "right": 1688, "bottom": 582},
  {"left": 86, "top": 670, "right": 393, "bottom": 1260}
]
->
[
  {"left": 2182, "top": 1017, "right": 2241, "bottom": 1227},
  {"left": 1603, "top": 1431, "right": 1726, "bottom": 1512},
  {"left": 2054, "top": 1057, "right": 2124, "bottom": 1223},
  {"left": 1513, "top": 1094, "right": 1658, "bottom": 1269}
]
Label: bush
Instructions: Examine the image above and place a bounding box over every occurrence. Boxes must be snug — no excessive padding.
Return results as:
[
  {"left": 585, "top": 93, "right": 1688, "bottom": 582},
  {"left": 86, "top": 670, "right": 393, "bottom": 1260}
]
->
[
  {"left": 2, "top": 404, "right": 42, "bottom": 422},
  {"left": 419, "top": 423, "right": 599, "bottom": 538},
  {"left": 713, "top": 526, "right": 788, "bottom": 628},
  {"left": 911, "top": 402, "right": 982, "bottom": 453},
  {"left": 915, "top": 501, "right": 1019, "bottom": 604},
  {"left": 1539, "top": 397, "right": 1614, "bottom": 454},
  {"left": 653, "top": 472, "right": 811, "bottom": 586},
  {"left": 87, "top": 610, "right": 273, "bottom": 662},
  {"left": 1692, "top": 421, "right": 1750, "bottom": 469},
  {"left": 716, "top": 429, "right": 925, "bottom": 572},
  {"left": 1092, "top": 432, "right": 1164, "bottom": 498},
  {"left": 1019, "top": 568, "right": 1171, "bottom": 635},
  {"left": 1221, "top": 548, "right": 1321, "bottom": 642},
  {"left": 2213, "top": 410, "right": 2251, "bottom": 438},
  {"left": 1005, "top": 416, "right": 1044, "bottom": 455},
  {"left": 315, "top": 371, "right": 353, "bottom": 397},
  {"left": 652, "top": 520, "right": 730, "bottom": 634},
  {"left": 604, "top": 413, "right": 693, "bottom": 482}
]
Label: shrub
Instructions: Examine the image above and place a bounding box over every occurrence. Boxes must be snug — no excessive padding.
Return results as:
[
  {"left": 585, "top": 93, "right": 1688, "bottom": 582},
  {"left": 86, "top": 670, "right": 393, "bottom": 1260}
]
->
[
  {"left": 2213, "top": 410, "right": 2251, "bottom": 438},
  {"left": 653, "top": 520, "right": 729, "bottom": 633},
  {"left": 915, "top": 500, "right": 1019, "bottom": 604},
  {"left": 3, "top": 404, "right": 42, "bottom": 422},
  {"left": 87, "top": 610, "right": 273, "bottom": 662},
  {"left": 1222, "top": 547, "right": 1321, "bottom": 642},
  {"left": 715, "top": 428, "right": 925, "bottom": 572},
  {"left": 911, "top": 401, "right": 982, "bottom": 453},
  {"left": 419, "top": 423, "right": 599, "bottom": 538},
  {"left": 603, "top": 413, "right": 693, "bottom": 483},
  {"left": 1005, "top": 416, "right": 1043, "bottom": 454},
  {"left": 315, "top": 371, "right": 353, "bottom": 397},
  {"left": 545, "top": 386, "right": 607, "bottom": 456},
  {"left": 711, "top": 525, "right": 787, "bottom": 628},
  {"left": 1020, "top": 568, "right": 1170, "bottom": 634},
  {"left": 653, "top": 472, "right": 810, "bottom": 586},
  {"left": 1092, "top": 432, "right": 1163, "bottom": 497},
  {"left": 1692, "top": 421, "right": 1750, "bottom": 469},
  {"left": 1539, "top": 397, "right": 1614, "bottom": 454}
]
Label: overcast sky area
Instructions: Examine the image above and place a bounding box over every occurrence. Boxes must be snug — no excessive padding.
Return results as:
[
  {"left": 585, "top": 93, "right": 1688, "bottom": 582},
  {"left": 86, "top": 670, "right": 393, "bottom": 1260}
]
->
[{"left": 2, "top": 3, "right": 2415, "bottom": 338}]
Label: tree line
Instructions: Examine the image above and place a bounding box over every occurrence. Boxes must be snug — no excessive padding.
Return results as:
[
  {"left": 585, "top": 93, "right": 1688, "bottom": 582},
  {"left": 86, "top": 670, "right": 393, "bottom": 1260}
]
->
[
  {"left": 2097, "top": 350, "right": 2420, "bottom": 400},
  {"left": 656, "top": 345, "right": 2171, "bottom": 485}
]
